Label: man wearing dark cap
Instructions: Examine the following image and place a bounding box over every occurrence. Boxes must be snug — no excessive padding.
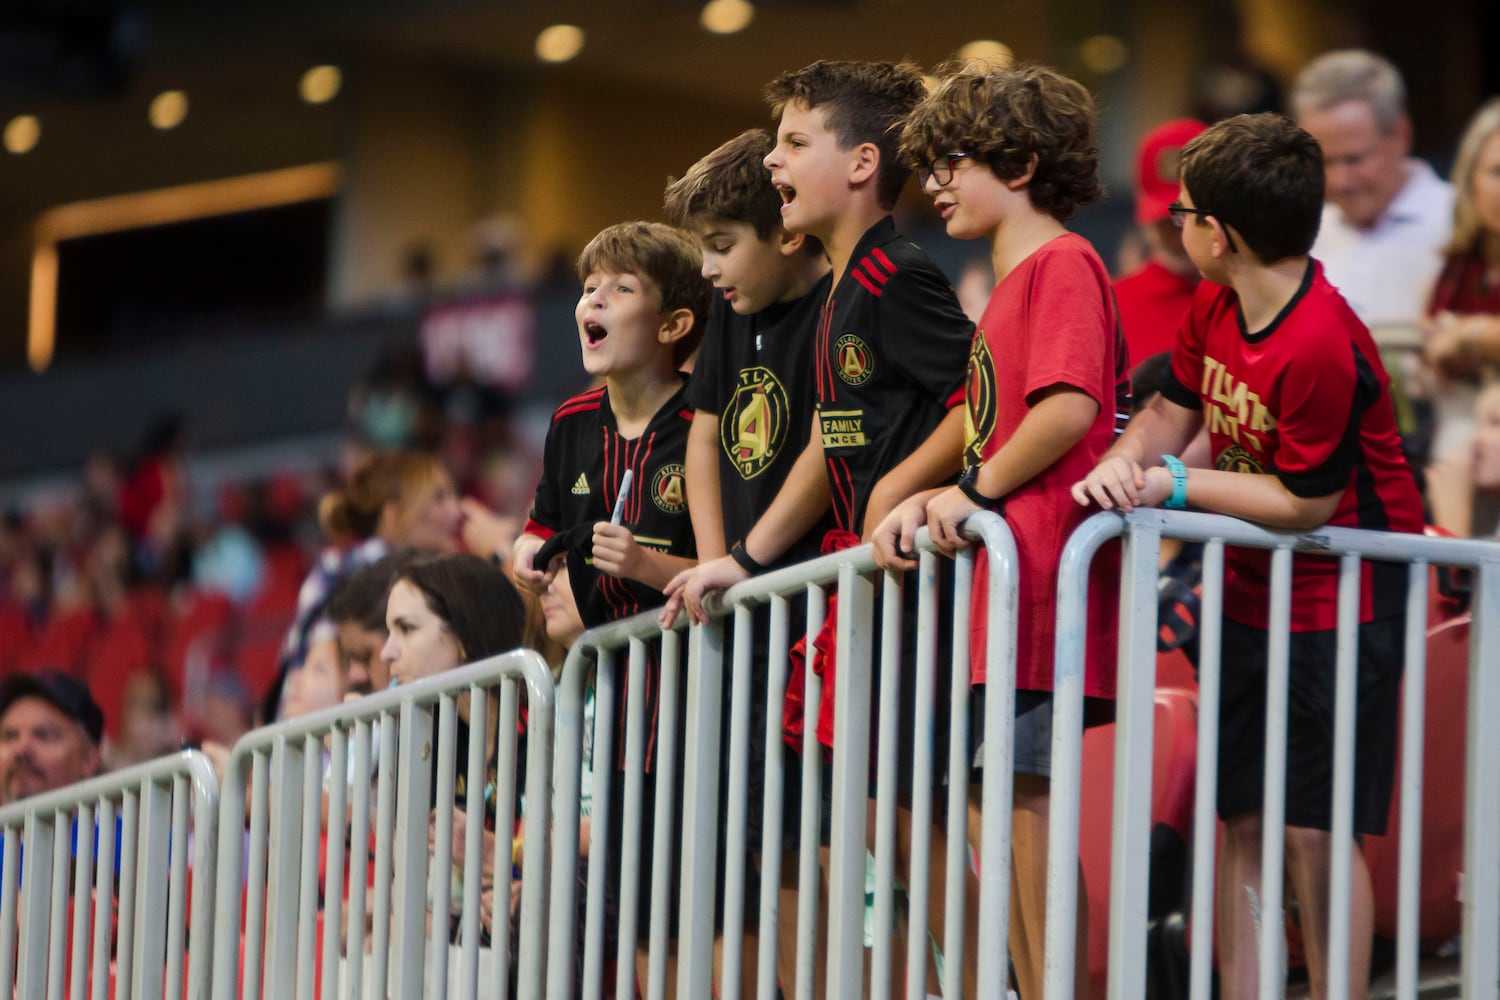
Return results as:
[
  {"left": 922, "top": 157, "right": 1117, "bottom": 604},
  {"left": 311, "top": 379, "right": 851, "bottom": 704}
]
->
[
  {"left": 1114, "top": 118, "right": 1209, "bottom": 373},
  {"left": 0, "top": 671, "right": 105, "bottom": 805}
]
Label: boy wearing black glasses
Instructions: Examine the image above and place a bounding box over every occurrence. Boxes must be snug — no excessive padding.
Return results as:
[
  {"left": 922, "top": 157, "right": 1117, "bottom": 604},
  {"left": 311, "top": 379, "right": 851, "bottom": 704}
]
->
[
  {"left": 874, "top": 63, "right": 1127, "bottom": 1000},
  {"left": 1074, "top": 114, "right": 1422, "bottom": 1000}
]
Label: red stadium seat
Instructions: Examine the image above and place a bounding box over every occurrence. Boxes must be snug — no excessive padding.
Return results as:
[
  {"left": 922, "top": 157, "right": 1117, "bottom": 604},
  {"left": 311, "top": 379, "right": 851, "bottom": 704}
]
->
[{"left": 1364, "top": 613, "right": 1469, "bottom": 949}]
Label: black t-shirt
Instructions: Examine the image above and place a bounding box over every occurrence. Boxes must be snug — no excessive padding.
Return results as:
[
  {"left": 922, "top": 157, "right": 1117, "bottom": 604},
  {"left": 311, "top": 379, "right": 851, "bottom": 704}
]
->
[
  {"left": 815, "top": 216, "right": 973, "bottom": 533},
  {"left": 686, "top": 278, "right": 835, "bottom": 567},
  {"left": 525, "top": 379, "right": 696, "bottom": 627}
]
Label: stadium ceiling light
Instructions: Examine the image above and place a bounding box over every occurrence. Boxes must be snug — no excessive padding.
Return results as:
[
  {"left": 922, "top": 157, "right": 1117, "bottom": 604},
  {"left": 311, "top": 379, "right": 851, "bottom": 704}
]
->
[
  {"left": 536, "top": 24, "right": 585, "bottom": 63},
  {"left": 701, "top": 0, "right": 754, "bottom": 35},
  {"left": 149, "top": 90, "right": 189, "bottom": 130},
  {"left": 300, "top": 65, "right": 343, "bottom": 104},
  {"left": 1079, "top": 34, "right": 1129, "bottom": 73},
  {"left": 957, "top": 39, "right": 1014, "bottom": 69},
  {"left": 4, "top": 114, "right": 41, "bottom": 155}
]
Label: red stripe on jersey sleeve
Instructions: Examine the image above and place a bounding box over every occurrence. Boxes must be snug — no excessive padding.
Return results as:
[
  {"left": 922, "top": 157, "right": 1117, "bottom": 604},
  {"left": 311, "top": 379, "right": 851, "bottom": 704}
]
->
[
  {"left": 523, "top": 519, "right": 556, "bottom": 540},
  {"left": 870, "top": 247, "right": 898, "bottom": 277},
  {"left": 851, "top": 269, "right": 883, "bottom": 297},
  {"left": 858, "top": 258, "right": 891, "bottom": 287}
]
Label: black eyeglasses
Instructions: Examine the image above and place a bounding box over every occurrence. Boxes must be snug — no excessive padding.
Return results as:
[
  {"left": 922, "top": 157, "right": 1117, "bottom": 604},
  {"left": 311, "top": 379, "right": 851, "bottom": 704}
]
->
[
  {"left": 1167, "top": 200, "right": 1238, "bottom": 253},
  {"left": 918, "top": 151, "right": 977, "bottom": 187}
]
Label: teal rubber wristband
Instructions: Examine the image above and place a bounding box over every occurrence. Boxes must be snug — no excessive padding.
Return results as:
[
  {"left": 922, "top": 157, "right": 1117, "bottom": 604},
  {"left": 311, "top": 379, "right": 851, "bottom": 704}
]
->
[{"left": 1161, "top": 454, "right": 1188, "bottom": 509}]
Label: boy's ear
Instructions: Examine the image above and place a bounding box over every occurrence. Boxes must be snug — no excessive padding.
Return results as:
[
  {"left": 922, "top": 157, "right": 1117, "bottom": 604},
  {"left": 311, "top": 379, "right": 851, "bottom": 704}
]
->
[
  {"left": 657, "top": 307, "right": 696, "bottom": 345},
  {"left": 1206, "top": 217, "right": 1234, "bottom": 259},
  {"left": 848, "top": 141, "right": 880, "bottom": 187},
  {"left": 1005, "top": 153, "right": 1039, "bottom": 191},
  {"left": 777, "top": 229, "right": 810, "bottom": 258}
]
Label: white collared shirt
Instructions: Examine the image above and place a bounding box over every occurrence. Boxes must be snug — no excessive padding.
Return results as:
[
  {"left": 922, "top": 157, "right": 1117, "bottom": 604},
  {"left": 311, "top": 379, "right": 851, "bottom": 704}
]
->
[{"left": 1312, "top": 159, "right": 1454, "bottom": 329}]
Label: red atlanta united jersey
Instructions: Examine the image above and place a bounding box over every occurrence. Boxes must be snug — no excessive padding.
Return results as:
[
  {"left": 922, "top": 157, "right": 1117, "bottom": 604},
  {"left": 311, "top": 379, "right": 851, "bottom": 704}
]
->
[
  {"left": 815, "top": 216, "right": 972, "bottom": 533},
  {"left": 1163, "top": 260, "right": 1424, "bottom": 630},
  {"left": 525, "top": 379, "right": 696, "bottom": 628}
]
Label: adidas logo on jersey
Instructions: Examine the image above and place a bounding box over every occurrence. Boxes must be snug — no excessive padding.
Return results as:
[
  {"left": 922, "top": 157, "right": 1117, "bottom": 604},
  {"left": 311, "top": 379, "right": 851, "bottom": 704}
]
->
[{"left": 571, "top": 473, "right": 590, "bottom": 495}]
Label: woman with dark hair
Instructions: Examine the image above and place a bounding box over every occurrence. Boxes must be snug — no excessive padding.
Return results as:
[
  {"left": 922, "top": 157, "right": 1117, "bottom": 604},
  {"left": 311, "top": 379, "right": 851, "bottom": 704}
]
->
[{"left": 379, "top": 552, "right": 529, "bottom": 967}]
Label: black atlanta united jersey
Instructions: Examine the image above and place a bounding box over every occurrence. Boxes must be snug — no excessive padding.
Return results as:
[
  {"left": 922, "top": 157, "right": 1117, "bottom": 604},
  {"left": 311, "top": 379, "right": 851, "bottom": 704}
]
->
[
  {"left": 686, "top": 277, "right": 835, "bottom": 567},
  {"left": 525, "top": 378, "right": 696, "bottom": 628},
  {"left": 816, "top": 216, "right": 973, "bottom": 533}
]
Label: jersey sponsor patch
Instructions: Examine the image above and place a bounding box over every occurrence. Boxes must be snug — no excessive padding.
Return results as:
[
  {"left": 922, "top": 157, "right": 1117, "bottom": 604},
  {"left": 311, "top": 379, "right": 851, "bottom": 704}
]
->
[
  {"left": 963, "top": 332, "right": 996, "bottom": 468},
  {"left": 571, "top": 472, "right": 590, "bottom": 495},
  {"left": 721, "top": 366, "right": 791, "bottom": 481},
  {"left": 819, "top": 409, "right": 867, "bottom": 449},
  {"left": 651, "top": 463, "right": 688, "bottom": 514},
  {"left": 834, "top": 333, "right": 874, "bottom": 386}
]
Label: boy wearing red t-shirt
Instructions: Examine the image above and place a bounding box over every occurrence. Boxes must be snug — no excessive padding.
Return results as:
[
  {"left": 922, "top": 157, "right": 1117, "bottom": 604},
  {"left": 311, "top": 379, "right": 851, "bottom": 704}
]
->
[
  {"left": 875, "top": 64, "right": 1127, "bottom": 1000},
  {"left": 1074, "top": 114, "right": 1423, "bottom": 1000}
]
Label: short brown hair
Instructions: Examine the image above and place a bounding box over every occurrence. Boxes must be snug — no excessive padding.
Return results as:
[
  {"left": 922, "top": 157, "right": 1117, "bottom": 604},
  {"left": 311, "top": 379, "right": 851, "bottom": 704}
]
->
[
  {"left": 764, "top": 59, "right": 927, "bottom": 210},
  {"left": 664, "top": 129, "right": 782, "bottom": 239},
  {"left": 900, "top": 64, "right": 1102, "bottom": 222},
  {"left": 1180, "top": 113, "right": 1324, "bottom": 264},
  {"left": 577, "top": 221, "right": 712, "bottom": 362}
]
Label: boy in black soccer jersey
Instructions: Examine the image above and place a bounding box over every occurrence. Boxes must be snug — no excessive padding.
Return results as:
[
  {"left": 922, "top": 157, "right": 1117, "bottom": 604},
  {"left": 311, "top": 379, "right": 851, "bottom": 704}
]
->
[
  {"left": 660, "top": 127, "right": 834, "bottom": 998},
  {"left": 513, "top": 221, "right": 708, "bottom": 623},
  {"left": 758, "top": 59, "right": 975, "bottom": 997},
  {"left": 513, "top": 221, "right": 711, "bottom": 996}
]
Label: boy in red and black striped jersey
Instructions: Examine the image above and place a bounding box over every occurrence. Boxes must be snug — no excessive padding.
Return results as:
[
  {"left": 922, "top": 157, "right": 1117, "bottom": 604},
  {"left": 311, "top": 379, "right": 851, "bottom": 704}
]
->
[
  {"left": 1075, "top": 114, "right": 1423, "bottom": 1000},
  {"left": 760, "top": 59, "right": 974, "bottom": 997},
  {"left": 875, "top": 64, "right": 1126, "bottom": 1000},
  {"left": 513, "top": 222, "right": 709, "bottom": 626}
]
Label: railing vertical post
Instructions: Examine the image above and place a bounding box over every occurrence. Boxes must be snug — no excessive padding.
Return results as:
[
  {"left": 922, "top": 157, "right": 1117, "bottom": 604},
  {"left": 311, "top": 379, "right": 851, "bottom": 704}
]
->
[
  {"left": 647, "top": 631, "right": 682, "bottom": 1000},
  {"left": 970, "top": 512, "right": 1019, "bottom": 1000},
  {"left": 827, "top": 562, "right": 873, "bottom": 1000},
  {"left": 902, "top": 553, "right": 936, "bottom": 1000},
  {"left": 547, "top": 643, "right": 589, "bottom": 1000},
  {"left": 1327, "top": 553, "right": 1363, "bottom": 1000},
  {"left": 47, "top": 808, "right": 71, "bottom": 995},
  {"left": 390, "top": 699, "right": 435, "bottom": 999},
  {"left": 1107, "top": 520, "right": 1162, "bottom": 1000},
  {"left": 721, "top": 605, "right": 755, "bottom": 1000},
  {"left": 1395, "top": 564, "right": 1428, "bottom": 1000},
  {"left": 757, "top": 595, "right": 791, "bottom": 1000},
  {"left": 677, "top": 620, "right": 726, "bottom": 1000},
  {"left": 1046, "top": 512, "right": 1121, "bottom": 1000},
  {"left": 1189, "top": 541, "right": 1226, "bottom": 1000},
  {"left": 795, "top": 585, "right": 827, "bottom": 1000},
  {"left": 1257, "top": 545, "right": 1294, "bottom": 1000},
  {"left": 1463, "top": 558, "right": 1500, "bottom": 1000},
  {"left": 616, "top": 638, "right": 651, "bottom": 1000},
  {"left": 18, "top": 811, "right": 54, "bottom": 999},
  {"left": 871, "top": 569, "right": 903, "bottom": 1000},
  {"left": 132, "top": 776, "right": 171, "bottom": 999},
  {"left": 264, "top": 737, "right": 305, "bottom": 996}
]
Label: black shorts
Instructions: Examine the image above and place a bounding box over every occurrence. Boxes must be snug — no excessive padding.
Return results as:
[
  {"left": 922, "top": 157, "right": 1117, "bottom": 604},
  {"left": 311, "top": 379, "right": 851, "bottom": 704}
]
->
[
  {"left": 1215, "top": 615, "right": 1404, "bottom": 835},
  {"left": 970, "top": 687, "right": 1115, "bottom": 780}
]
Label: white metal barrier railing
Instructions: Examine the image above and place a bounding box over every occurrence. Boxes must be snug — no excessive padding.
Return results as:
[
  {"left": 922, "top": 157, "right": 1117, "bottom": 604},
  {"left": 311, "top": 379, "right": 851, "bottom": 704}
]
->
[
  {"left": 546, "top": 514, "right": 1019, "bottom": 1000},
  {"left": 210, "top": 648, "right": 555, "bottom": 1000},
  {"left": 1048, "top": 508, "right": 1500, "bottom": 1000},
  {"left": 0, "top": 749, "right": 219, "bottom": 999}
]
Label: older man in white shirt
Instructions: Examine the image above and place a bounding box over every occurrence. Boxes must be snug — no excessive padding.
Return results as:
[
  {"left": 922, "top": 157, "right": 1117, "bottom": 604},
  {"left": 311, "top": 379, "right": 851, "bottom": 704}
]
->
[{"left": 1293, "top": 50, "right": 1458, "bottom": 521}]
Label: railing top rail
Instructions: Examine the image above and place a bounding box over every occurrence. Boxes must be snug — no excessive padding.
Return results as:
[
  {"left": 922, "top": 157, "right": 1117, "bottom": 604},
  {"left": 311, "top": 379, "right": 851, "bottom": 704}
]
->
[
  {"left": 0, "top": 749, "right": 218, "bottom": 826},
  {"left": 226, "top": 648, "right": 554, "bottom": 760},
  {"left": 561, "top": 514, "right": 1015, "bottom": 676},
  {"left": 1085, "top": 508, "right": 1500, "bottom": 568}
]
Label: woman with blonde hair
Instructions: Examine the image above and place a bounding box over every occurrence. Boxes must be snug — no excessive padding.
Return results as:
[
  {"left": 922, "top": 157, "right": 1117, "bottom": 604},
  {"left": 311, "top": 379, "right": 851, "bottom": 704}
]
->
[
  {"left": 1423, "top": 97, "right": 1500, "bottom": 534},
  {"left": 268, "top": 449, "right": 462, "bottom": 719}
]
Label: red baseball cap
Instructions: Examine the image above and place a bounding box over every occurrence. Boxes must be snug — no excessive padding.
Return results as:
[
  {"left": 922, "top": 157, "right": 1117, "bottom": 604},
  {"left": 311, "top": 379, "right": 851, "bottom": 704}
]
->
[{"left": 1135, "top": 118, "right": 1208, "bottom": 225}]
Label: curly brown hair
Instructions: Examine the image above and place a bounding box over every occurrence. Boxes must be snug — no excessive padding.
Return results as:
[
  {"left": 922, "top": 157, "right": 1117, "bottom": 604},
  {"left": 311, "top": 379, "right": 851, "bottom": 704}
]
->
[
  {"left": 664, "top": 129, "right": 783, "bottom": 239},
  {"left": 764, "top": 59, "right": 927, "bottom": 210},
  {"left": 899, "top": 63, "right": 1103, "bottom": 222},
  {"left": 576, "top": 221, "right": 712, "bottom": 364}
]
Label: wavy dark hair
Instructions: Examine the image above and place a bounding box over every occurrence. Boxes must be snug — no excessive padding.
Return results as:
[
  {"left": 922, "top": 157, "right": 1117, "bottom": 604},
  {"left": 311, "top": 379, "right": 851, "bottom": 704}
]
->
[
  {"left": 394, "top": 553, "right": 527, "bottom": 664},
  {"left": 900, "top": 63, "right": 1103, "bottom": 222},
  {"left": 765, "top": 59, "right": 928, "bottom": 210}
]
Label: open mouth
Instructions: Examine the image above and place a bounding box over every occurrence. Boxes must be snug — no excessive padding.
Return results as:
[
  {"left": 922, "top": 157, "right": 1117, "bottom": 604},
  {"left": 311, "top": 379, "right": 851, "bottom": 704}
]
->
[
  {"left": 775, "top": 182, "right": 797, "bottom": 209},
  {"left": 584, "top": 320, "right": 608, "bottom": 345}
]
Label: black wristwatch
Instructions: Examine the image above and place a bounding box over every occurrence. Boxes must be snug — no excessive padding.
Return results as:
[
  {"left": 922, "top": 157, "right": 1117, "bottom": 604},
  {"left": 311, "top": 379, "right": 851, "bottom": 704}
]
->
[{"left": 957, "top": 465, "right": 1004, "bottom": 511}]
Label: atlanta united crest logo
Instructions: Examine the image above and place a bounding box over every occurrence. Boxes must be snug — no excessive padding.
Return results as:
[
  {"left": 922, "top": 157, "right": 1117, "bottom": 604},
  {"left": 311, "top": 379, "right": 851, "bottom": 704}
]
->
[
  {"left": 652, "top": 463, "right": 688, "bottom": 514},
  {"left": 721, "top": 366, "right": 790, "bottom": 481},
  {"left": 963, "top": 333, "right": 997, "bottom": 468},
  {"left": 834, "top": 334, "right": 874, "bottom": 386},
  {"left": 1215, "top": 444, "right": 1265, "bottom": 475}
]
